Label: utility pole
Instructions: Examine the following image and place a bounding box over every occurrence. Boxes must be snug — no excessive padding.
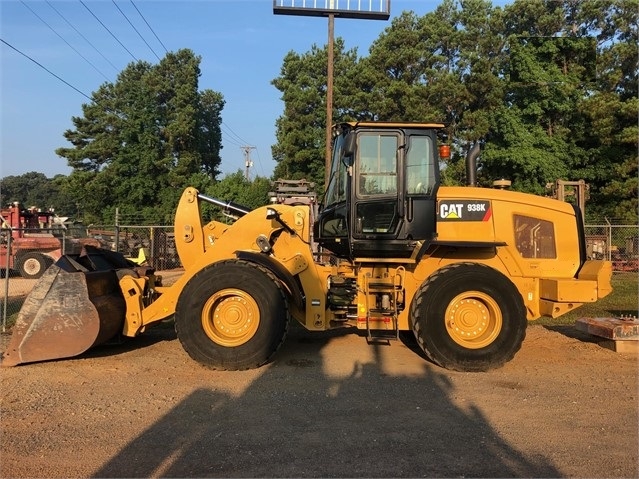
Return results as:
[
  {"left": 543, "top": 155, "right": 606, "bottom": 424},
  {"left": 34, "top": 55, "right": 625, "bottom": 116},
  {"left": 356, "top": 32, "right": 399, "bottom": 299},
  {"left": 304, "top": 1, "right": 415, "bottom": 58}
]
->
[
  {"left": 241, "top": 146, "right": 256, "bottom": 180},
  {"left": 325, "top": 14, "right": 334, "bottom": 189}
]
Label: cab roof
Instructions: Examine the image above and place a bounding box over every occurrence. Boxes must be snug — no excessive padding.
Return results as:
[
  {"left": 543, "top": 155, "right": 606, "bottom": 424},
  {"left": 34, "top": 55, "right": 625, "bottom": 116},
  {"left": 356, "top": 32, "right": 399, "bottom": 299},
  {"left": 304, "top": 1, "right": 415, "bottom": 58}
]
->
[{"left": 338, "top": 121, "right": 446, "bottom": 130}]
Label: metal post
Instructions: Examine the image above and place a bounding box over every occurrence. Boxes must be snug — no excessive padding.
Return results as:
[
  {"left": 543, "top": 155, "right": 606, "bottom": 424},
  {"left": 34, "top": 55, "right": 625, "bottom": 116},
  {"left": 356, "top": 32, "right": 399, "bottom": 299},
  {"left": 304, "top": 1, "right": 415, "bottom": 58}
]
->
[
  {"left": 149, "top": 226, "right": 155, "bottom": 270},
  {"left": 2, "top": 232, "right": 12, "bottom": 332},
  {"left": 115, "top": 207, "right": 120, "bottom": 253},
  {"left": 325, "top": 13, "right": 334, "bottom": 189},
  {"left": 605, "top": 218, "right": 612, "bottom": 261}
]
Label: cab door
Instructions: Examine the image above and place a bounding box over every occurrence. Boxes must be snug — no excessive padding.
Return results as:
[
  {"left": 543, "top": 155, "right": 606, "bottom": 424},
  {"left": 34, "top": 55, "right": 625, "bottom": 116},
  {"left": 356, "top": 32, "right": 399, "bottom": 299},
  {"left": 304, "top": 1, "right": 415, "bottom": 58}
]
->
[
  {"left": 351, "top": 129, "right": 438, "bottom": 258},
  {"left": 353, "top": 132, "right": 401, "bottom": 239},
  {"left": 402, "top": 134, "right": 439, "bottom": 241}
]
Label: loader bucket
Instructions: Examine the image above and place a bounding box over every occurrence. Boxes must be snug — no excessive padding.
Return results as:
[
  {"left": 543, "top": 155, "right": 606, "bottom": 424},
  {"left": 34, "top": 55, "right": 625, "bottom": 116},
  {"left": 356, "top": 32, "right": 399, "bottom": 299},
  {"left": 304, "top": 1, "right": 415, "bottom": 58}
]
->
[{"left": 1, "top": 248, "right": 130, "bottom": 367}]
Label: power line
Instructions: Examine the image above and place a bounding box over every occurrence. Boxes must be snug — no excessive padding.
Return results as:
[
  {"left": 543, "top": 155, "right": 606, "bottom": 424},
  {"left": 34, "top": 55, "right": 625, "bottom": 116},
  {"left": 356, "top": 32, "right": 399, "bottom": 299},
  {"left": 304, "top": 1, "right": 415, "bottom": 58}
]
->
[
  {"left": 221, "top": 124, "right": 262, "bottom": 176},
  {"left": 80, "top": 0, "right": 138, "bottom": 62},
  {"left": 46, "top": 0, "right": 120, "bottom": 74},
  {"left": 221, "top": 124, "right": 246, "bottom": 147},
  {"left": 130, "top": 0, "right": 168, "bottom": 54},
  {"left": 0, "top": 38, "right": 91, "bottom": 100},
  {"left": 20, "top": 0, "right": 110, "bottom": 82},
  {"left": 253, "top": 147, "right": 267, "bottom": 177},
  {"left": 111, "top": 0, "right": 161, "bottom": 61},
  {"left": 222, "top": 133, "right": 244, "bottom": 148},
  {"left": 222, "top": 122, "right": 250, "bottom": 145}
]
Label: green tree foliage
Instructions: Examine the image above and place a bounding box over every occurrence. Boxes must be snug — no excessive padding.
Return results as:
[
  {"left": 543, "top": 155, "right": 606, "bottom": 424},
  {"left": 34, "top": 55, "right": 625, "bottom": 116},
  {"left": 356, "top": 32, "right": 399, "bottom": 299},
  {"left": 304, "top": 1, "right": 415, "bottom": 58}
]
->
[
  {"left": 271, "top": 38, "right": 360, "bottom": 187},
  {"left": 203, "top": 172, "right": 272, "bottom": 221},
  {"left": 1, "top": 172, "right": 56, "bottom": 209},
  {"left": 358, "top": 11, "right": 440, "bottom": 122},
  {"left": 56, "top": 49, "right": 224, "bottom": 224},
  {"left": 360, "top": 0, "right": 509, "bottom": 184},
  {"left": 0, "top": 172, "right": 83, "bottom": 219},
  {"left": 272, "top": 0, "right": 636, "bottom": 221},
  {"left": 483, "top": 1, "right": 597, "bottom": 194},
  {"left": 576, "top": 0, "right": 638, "bottom": 222}
]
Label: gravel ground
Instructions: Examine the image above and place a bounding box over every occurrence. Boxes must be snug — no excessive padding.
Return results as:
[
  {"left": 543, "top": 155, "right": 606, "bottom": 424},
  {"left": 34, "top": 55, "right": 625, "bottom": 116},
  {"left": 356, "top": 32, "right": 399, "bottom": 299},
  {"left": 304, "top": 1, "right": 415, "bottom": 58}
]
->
[{"left": 1, "top": 315, "right": 637, "bottom": 478}]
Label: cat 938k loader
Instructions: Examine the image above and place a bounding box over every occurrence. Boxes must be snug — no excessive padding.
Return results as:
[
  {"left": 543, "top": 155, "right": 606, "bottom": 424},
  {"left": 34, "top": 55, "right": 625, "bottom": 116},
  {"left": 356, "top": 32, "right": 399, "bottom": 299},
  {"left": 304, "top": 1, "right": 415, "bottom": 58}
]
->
[{"left": 2, "top": 122, "right": 612, "bottom": 372}]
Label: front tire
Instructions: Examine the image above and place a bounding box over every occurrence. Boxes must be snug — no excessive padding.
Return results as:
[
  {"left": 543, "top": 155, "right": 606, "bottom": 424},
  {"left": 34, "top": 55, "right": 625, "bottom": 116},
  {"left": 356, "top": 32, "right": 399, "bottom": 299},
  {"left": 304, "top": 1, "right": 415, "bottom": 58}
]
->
[
  {"left": 175, "top": 260, "right": 290, "bottom": 370},
  {"left": 410, "top": 263, "right": 527, "bottom": 372}
]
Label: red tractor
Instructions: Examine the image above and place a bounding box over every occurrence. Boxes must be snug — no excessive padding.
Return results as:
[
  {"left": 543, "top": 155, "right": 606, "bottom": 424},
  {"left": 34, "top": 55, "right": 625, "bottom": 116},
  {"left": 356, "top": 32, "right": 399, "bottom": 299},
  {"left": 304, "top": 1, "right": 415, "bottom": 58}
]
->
[{"left": 0, "top": 203, "right": 100, "bottom": 279}]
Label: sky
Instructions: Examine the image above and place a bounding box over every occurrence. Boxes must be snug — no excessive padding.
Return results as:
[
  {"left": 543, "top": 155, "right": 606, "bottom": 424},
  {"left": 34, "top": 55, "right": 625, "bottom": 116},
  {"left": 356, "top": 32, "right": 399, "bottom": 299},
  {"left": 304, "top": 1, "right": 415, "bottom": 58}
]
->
[{"left": 0, "top": 0, "right": 490, "bottom": 181}]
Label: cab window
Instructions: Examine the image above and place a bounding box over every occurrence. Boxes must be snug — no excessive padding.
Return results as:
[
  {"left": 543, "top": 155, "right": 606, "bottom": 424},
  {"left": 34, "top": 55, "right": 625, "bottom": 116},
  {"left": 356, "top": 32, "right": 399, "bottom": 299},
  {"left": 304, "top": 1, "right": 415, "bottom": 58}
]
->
[
  {"left": 514, "top": 214, "right": 557, "bottom": 258},
  {"left": 357, "top": 134, "right": 398, "bottom": 196},
  {"left": 406, "top": 136, "right": 435, "bottom": 195}
]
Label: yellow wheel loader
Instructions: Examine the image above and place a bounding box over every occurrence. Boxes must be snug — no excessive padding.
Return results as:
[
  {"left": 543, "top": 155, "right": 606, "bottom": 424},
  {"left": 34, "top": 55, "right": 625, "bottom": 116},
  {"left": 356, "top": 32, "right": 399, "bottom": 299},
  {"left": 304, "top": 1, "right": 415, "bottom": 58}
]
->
[{"left": 1, "top": 122, "right": 612, "bottom": 371}]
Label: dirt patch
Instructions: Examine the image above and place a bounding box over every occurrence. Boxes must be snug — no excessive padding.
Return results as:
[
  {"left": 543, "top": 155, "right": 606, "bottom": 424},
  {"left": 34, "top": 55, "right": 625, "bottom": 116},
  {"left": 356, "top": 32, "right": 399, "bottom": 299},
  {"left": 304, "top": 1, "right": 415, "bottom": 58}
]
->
[
  {"left": 1, "top": 319, "right": 637, "bottom": 478},
  {"left": 0, "top": 277, "right": 37, "bottom": 298}
]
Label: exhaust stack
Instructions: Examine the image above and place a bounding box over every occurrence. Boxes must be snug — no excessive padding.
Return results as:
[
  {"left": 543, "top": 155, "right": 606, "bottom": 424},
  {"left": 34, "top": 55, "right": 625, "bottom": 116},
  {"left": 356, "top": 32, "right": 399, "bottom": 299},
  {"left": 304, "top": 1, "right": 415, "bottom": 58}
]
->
[{"left": 466, "top": 142, "right": 481, "bottom": 187}]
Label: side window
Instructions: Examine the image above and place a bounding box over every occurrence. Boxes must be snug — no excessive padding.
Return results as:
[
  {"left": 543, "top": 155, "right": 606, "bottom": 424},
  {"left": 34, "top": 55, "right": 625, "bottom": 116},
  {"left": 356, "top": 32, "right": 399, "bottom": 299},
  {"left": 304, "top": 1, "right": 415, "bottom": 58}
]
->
[
  {"left": 358, "top": 134, "right": 398, "bottom": 196},
  {"left": 406, "top": 136, "right": 435, "bottom": 195},
  {"left": 514, "top": 214, "right": 557, "bottom": 258}
]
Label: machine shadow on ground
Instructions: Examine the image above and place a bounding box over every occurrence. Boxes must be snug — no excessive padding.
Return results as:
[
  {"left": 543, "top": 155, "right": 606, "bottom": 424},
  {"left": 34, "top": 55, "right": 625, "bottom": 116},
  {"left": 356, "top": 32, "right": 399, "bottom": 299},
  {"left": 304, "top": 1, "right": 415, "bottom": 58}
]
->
[{"left": 92, "top": 325, "right": 562, "bottom": 478}]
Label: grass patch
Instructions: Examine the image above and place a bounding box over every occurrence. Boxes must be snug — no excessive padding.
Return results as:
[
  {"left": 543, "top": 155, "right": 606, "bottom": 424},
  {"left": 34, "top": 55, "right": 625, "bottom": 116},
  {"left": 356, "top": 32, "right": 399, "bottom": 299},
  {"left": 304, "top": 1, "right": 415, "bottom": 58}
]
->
[
  {"left": 1, "top": 297, "right": 26, "bottom": 331},
  {"left": 535, "top": 272, "right": 638, "bottom": 326}
]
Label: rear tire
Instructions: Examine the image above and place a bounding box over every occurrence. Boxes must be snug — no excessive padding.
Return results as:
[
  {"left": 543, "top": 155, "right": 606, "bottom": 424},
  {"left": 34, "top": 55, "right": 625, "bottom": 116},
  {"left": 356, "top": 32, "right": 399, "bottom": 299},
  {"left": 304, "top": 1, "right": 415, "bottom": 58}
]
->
[
  {"left": 17, "top": 252, "right": 51, "bottom": 279},
  {"left": 175, "top": 260, "right": 290, "bottom": 370},
  {"left": 410, "top": 263, "right": 527, "bottom": 372}
]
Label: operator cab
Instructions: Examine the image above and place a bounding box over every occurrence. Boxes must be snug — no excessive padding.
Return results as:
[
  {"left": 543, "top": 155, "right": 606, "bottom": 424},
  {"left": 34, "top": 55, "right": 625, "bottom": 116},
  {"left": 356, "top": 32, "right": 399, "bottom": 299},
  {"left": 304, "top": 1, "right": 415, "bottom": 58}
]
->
[{"left": 315, "top": 122, "right": 445, "bottom": 259}]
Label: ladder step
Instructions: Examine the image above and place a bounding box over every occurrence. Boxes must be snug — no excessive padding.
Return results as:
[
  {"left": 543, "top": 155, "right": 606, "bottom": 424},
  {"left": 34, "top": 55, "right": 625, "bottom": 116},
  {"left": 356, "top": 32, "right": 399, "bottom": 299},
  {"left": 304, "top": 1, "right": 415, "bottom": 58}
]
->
[
  {"left": 367, "top": 282, "right": 401, "bottom": 290},
  {"left": 366, "top": 329, "right": 399, "bottom": 343}
]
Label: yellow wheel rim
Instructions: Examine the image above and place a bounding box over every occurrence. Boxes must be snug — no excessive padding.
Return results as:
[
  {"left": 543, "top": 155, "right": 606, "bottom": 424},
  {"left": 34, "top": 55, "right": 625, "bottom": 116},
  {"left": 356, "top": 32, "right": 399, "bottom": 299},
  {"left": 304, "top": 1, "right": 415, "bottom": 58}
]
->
[
  {"left": 445, "top": 291, "right": 502, "bottom": 349},
  {"left": 201, "top": 289, "right": 260, "bottom": 347}
]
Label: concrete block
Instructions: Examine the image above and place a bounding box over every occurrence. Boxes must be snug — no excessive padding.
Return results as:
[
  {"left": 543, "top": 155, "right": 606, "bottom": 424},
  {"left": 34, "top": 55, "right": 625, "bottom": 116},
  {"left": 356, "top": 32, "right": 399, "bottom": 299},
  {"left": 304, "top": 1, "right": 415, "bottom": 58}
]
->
[
  {"left": 575, "top": 317, "right": 639, "bottom": 340},
  {"left": 598, "top": 340, "right": 639, "bottom": 355}
]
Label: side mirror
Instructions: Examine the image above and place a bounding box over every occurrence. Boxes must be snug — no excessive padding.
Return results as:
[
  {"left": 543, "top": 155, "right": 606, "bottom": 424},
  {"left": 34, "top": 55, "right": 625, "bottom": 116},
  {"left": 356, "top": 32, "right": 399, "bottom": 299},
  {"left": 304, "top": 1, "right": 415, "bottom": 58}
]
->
[{"left": 343, "top": 131, "right": 356, "bottom": 158}]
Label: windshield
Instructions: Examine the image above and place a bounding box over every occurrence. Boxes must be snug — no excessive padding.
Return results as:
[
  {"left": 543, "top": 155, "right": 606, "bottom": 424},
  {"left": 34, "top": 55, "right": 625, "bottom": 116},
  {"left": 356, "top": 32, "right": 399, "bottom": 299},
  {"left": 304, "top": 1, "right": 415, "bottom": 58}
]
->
[{"left": 323, "top": 132, "right": 348, "bottom": 208}]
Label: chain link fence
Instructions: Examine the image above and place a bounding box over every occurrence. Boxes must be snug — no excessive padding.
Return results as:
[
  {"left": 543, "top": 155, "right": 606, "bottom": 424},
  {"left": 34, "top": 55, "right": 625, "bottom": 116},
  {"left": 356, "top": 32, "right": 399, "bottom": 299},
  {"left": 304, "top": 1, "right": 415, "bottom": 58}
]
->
[
  {"left": 86, "top": 224, "right": 180, "bottom": 270},
  {"left": 584, "top": 224, "right": 639, "bottom": 272},
  {"left": 0, "top": 223, "right": 179, "bottom": 332},
  {"left": 1, "top": 226, "right": 109, "bottom": 332},
  {"left": 2, "top": 222, "right": 638, "bottom": 332}
]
